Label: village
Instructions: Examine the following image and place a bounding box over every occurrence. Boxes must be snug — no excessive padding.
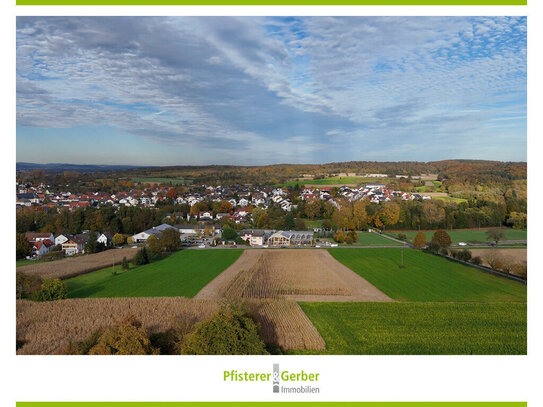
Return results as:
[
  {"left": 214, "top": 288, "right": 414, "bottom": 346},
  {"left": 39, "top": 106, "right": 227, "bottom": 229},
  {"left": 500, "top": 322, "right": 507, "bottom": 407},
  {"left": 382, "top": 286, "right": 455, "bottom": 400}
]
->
[{"left": 17, "top": 180, "right": 435, "bottom": 258}]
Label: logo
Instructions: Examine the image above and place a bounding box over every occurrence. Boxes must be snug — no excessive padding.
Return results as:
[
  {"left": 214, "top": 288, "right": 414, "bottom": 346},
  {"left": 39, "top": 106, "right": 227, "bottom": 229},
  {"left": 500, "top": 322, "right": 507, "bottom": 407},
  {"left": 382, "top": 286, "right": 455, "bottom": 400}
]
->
[{"left": 223, "top": 364, "right": 321, "bottom": 394}]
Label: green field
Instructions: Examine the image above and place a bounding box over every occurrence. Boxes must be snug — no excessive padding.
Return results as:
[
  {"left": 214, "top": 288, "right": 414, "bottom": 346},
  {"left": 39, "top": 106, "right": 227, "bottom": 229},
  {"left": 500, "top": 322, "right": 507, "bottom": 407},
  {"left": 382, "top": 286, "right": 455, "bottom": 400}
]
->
[
  {"left": 16, "top": 259, "right": 40, "bottom": 267},
  {"left": 390, "top": 228, "right": 527, "bottom": 244},
  {"left": 280, "top": 176, "right": 383, "bottom": 187},
  {"left": 328, "top": 248, "right": 526, "bottom": 302},
  {"left": 355, "top": 232, "right": 405, "bottom": 246},
  {"left": 297, "top": 302, "right": 526, "bottom": 355},
  {"left": 66, "top": 249, "right": 242, "bottom": 298},
  {"left": 131, "top": 177, "right": 192, "bottom": 185}
]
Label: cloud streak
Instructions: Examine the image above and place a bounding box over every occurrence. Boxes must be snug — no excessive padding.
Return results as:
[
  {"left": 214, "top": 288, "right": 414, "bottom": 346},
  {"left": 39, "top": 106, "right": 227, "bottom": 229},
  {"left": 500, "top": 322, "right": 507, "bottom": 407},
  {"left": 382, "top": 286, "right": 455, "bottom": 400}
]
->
[{"left": 16, "top": 16, "right": 526, "bottom": 165}]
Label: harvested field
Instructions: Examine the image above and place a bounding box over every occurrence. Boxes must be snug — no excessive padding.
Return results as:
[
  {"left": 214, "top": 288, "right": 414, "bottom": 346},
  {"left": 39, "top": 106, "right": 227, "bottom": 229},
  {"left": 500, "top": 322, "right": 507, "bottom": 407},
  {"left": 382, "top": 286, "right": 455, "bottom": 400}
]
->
[
  {"left": 196, "top": 249, "right": 392, "bottom": 302},
  {"left": 16, "top": 297, "right": 219, "bottom": 354},
  {"left": 470, "top": 248, "right": 527, "bottom": 266},
  {"left": 16, "top": 297, "right": 325, "bottom": 354},
  {"left": 17, "top": 248, "right": 139, "bottom": 280}
]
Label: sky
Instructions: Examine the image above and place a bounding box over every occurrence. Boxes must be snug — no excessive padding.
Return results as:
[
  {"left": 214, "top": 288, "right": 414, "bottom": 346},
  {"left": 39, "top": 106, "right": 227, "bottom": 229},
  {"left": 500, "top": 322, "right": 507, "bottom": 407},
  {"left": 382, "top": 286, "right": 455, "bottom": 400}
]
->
[{"left": 16, "top": 16, "right": 527, "bottom": 166}]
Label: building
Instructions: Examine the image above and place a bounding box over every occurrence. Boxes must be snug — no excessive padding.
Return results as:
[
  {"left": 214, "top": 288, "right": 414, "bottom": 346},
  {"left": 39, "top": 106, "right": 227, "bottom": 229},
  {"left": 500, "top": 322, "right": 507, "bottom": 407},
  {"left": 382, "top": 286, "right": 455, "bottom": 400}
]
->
[
  {"left": 131, "top": 224, "right": 177, "bottom": 243},
  {"left": 267, "top": 231, "right": 314, "bottom": 247}
]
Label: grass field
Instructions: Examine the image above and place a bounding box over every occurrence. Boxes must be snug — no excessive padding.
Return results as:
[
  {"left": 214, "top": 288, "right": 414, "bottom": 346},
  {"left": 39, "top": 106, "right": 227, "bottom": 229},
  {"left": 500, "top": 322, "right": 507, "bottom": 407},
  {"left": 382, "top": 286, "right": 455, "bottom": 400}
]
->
[
  {"left": 280, "top": 177, "right": 382, "bottom": 187},
  {"left": 355, "top": 232, "right": 405, "bottom": 246},
  {"left": 297, "top": 302, "right": 527, "bottom": 354},
  {"left": 66, "top": 249, "right": 243, "bottom": 298},
  {"left": 131, "top": 177, "right": 192, "bottom": 185},
  {"left": 16, "top": 259, "right": 41, "bottom": 267},
  {"left": 390, "top": 228, "right": 527, "bottom": 243},
  {"left": 328, "top": 248, "right": 526, "bottom": 302}
]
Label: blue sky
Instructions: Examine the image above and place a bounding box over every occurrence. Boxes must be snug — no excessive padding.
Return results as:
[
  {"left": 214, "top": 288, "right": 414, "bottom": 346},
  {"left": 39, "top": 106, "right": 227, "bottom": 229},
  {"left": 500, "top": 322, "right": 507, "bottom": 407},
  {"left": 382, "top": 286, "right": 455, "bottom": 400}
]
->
[{"left": 16, "top": 16, "right": 527, "bottom": 166}]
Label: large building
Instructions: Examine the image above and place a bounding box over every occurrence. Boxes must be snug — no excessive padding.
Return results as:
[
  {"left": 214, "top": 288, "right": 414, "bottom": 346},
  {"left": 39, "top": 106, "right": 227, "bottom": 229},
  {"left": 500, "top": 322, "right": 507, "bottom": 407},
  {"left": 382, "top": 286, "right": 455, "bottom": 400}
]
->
[{"left": 267, "top": 231, "right": 314, "bottom": 247}]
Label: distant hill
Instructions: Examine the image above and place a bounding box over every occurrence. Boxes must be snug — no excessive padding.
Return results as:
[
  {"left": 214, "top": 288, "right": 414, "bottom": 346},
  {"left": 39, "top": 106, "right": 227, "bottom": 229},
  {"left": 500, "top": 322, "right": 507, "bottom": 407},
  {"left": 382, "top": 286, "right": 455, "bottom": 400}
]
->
[{"left": 16, "top": 162, "right": 144, "bottom": 172}]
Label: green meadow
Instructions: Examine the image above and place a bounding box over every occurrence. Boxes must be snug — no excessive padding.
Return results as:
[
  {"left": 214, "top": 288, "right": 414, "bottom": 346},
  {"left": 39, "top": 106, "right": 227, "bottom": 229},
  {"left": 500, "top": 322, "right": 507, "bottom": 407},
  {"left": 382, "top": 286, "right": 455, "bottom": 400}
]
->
[{"left": 66, "top": 249, "right": 242, "bottom": 298}]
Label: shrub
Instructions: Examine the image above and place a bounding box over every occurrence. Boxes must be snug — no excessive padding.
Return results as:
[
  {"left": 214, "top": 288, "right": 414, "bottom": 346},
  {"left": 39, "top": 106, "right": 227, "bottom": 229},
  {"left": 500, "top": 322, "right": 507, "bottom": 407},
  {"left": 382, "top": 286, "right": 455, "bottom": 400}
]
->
[
  {"left": 439, "top": 247, "right": 449, "bottom": 256},
  {"left": 413, "top": 231, "right": 426, "bottom": 248},
  {"left": 424, "top": 241, "right": 440, "bottom": 253},
  {"left": 222, "top": 227, "right": 238, "bottom": 241},
  {"left": 34, "top": 278, "right": 67, "bottom": 301},
  {"left": 511, "top": 263, "right": 527, "bottom": 279},
  {"left": 397, "top": 233, "right": 407, "bottom": 241},
  {"left": 333, "top": 230, "right": 345, "bottom": 243},
  {"left": 88, "top": 315, "right": 159, "bottom": 355},
  {"left": 133, "top": 247, "right": 150, "bottom": 265},
  {"left": 16, "top": 272, "right": 42, "bottom": 299},
  {"left": 121, "top": 257, "right": 129, "bottom": 270},
  {"left": 485, "top": 252, "right": 505, "bottom": 270},
  {"left": 470, "top": 256, "right": 482, "bottom": 266},
  {"left": 431, "top": 230, "right": 452, "bottom": 247},
  {"left": 180, "top": 308, "right": 268, "bottom": 355},
  {"left": 456, "top": 249, "right": 472, "bottom": 262},
  {"left": 345, "top": 231, "right": 358, "bottom": 245}
]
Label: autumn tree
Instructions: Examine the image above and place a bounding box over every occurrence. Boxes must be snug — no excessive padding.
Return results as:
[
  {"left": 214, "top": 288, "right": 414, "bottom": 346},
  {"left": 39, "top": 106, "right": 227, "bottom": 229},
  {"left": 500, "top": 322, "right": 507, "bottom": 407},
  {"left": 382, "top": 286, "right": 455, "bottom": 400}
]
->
[
  {"left": 304, "top": 199, "right": 321, "bottom": 219},
  {"left": 421, "top": 200, "right": 446, "bottom": 227},
  {"left": 16, "top": 233, "right": 31, "bottom": 260},
  {"left": 146, "top": 234, "right": 162, "bottom": 254},
  {"left": 112, "top": 233, "right": 125, "bottom": 247},
  {"left": 333, "top": 229, "right": 345, "bottom": 243},
  {"left": 413, "top": 231, "right": 427, "bottom": 248},
  {"left": 379, "top": 202, "right": 400, "bottom": 230},
  {"left": 166, "top": 188, "right": 177, "bottom": 199},
  {"left": 431, "top": 230, "right": 452, "bottom": 247},
  {"left": 160, "top": 228, "right": 181, "bottom": 252},
  {"left": 352, "top": 200, "right": 367, "bottom": 230}
]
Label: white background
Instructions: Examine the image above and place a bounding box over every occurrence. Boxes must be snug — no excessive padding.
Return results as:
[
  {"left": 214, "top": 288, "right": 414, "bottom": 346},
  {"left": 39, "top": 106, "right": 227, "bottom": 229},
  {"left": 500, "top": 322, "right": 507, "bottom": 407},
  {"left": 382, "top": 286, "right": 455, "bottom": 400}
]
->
[{"left": 2, "top": 2, "right": 541, "bottom": 405}]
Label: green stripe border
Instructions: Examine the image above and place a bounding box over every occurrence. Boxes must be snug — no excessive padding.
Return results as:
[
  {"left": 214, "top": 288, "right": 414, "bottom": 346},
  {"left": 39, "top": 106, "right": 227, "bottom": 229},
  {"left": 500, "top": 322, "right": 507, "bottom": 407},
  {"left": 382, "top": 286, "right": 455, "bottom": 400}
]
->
[
  {"left": 14, "top": 0, "right": 529, "bottom": 5},
  {"left": 15, "top": 403, "right": 528, "bottom": 407}
]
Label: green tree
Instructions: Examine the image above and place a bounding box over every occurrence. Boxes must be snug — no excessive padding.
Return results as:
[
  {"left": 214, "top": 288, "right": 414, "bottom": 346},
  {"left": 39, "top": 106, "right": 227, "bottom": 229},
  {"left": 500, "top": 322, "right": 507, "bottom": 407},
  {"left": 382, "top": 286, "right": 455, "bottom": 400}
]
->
[
  {"left": 121, "top": 257, "right": 129, "bottom": 270},
  {"left": 16, "top": 233, "right": 31, "bottom": 260},
  {"left": 84, "top": 232, "right": 104, "bottom": 254},
  {"left": 294, "top": 218, "right": 306, "bottom": 231},
  {"left": 133, "top": 247, "right": 150, "bottom": 265},
  {"left": 222, "top": 227, "right": 238, "bottom": 241},
  {"left": 413, "top": 231, "right": 427, "bottom": 248},
  {"left": 34, "top": 278, "right": 67, "bottom": 301},
  {"left": 431, "top": 230, "right": 452, "bottom": 247},
  {"left": 180, "top": 308, "right": 268, "bottom": 355}
]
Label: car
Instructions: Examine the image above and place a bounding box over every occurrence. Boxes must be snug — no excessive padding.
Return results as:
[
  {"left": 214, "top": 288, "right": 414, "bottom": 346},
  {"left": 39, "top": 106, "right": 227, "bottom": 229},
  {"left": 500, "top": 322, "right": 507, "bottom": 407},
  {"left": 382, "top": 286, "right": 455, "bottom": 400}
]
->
[
  {"left": 315, "top": 245, "right": 321, "bottom": 248},
  {"left": 198, "top": 244, "right": 206, "bottom": 248},
  {"left": 330, "top": 243, "right": 338, "bottom": 247},
  {"left": 458, "top": 242, "right": 467, "bottom": 246},
  {"left": 262, "top": 245, "right": 268, "bottom": 248}
]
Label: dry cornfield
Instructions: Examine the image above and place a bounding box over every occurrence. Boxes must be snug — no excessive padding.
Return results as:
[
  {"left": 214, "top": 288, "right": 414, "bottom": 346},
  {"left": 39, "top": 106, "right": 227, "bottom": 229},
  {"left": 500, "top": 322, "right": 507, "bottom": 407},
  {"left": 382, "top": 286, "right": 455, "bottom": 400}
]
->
[
  {"left": 221, "top": 250, "right": 351, "bottom": 299},
  {"left": 248, "top": 299, "right": 326, "bottom": 351},
  {"left": 16, "top": 297, "right": 325, "bottom": 354},
  {"left": 17, "top": 247, "right": 139, "bottom": 280},
  {"left": 16, "top": 297, "right": 220, "bottom": 354}
]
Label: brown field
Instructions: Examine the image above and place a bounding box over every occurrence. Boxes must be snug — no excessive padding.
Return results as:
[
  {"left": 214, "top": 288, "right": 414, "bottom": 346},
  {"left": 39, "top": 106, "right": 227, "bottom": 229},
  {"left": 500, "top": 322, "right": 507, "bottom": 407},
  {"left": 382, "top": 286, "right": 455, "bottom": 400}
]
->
[
  {"left": 16, "top": 297, "right": 325, "bottom": 354},
  {"left": 197, "top": 249, "right": 392, "bottom": 302},
  {"left": 470, "top": 248, "right": 527, "bottom": 268},
  {"left": 248, "top": 300, "right": 325, "bottom": 350},
  {"left": 17, "top": 248, "right": 139, "bottom": 280},
  {"left": 16, "top": 297, "right": 219, "bottom": 354}
]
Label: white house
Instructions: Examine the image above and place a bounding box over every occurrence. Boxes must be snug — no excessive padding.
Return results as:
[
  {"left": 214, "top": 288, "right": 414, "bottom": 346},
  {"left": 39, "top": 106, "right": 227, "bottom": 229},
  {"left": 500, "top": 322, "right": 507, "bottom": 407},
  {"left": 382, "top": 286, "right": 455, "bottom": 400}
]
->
[
  {"left": 97, "top": 232, "right": 112, "bottom": 246},
  {"left": 55, "top": 234, "right": 72, "bottom": 246},
  {"left": 131, "top": 224, "right": 177, "bottom": 243}
]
